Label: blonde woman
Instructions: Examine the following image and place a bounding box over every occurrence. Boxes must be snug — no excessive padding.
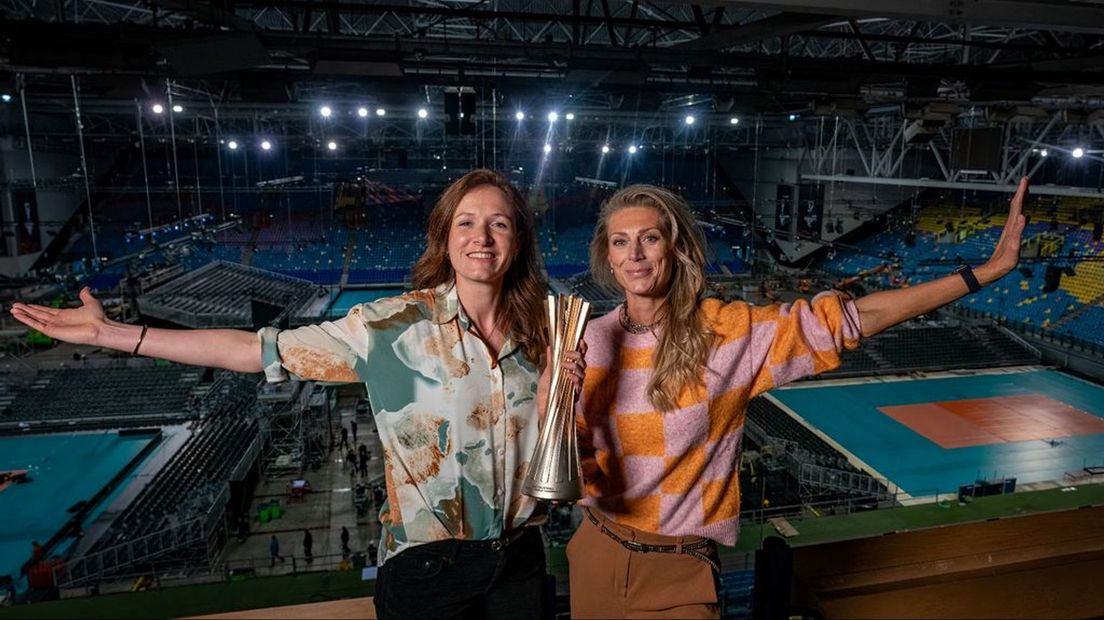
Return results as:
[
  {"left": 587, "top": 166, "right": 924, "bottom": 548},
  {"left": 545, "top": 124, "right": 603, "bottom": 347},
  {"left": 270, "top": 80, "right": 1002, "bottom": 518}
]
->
[
  {"left": 12, "top": 169, "right": 585, "bottom": 619},
  {"left": 570, "top": 180, "right": 1027, "bottom": 618}
]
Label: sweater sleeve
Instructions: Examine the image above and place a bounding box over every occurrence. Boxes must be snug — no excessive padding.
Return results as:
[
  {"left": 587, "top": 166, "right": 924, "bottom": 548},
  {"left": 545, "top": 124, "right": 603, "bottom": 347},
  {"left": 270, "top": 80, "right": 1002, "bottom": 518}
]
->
[{"left": 743, "top": 291, "right": 863, "bottom": 399}]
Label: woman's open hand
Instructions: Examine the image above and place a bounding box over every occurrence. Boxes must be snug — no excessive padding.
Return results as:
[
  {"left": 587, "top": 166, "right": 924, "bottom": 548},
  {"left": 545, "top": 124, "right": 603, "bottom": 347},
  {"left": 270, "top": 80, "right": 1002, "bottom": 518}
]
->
[
  {"left": 979, "top": 176, "right": 1029, "bottom": 282},
  {"left": 10, "top": 287, "right": 107, "bottom": 346}
]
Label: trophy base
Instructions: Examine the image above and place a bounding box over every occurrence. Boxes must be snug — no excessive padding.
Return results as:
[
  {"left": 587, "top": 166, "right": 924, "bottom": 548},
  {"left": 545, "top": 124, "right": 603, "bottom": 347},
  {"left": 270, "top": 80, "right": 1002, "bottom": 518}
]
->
[{"left": 521, "top": 479, "right": 583, "bottom": 502}]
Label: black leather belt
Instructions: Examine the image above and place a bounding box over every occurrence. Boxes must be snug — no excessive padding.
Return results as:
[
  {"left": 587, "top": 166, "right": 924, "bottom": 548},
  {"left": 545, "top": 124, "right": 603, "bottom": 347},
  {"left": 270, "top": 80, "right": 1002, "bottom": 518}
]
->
[
  {"left": 585, "top": 509, "right": 720, "bottom": 573},
  {"left": 465, "top": 526, "right": 530, "bottom": 552}
]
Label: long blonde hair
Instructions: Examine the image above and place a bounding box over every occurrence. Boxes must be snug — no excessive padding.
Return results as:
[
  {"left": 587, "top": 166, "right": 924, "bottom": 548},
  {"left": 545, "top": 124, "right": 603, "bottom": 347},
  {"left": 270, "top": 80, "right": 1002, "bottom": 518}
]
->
[
  {"left": 411, "top": 169, "right": 548, "bottom": 365},
  {"left": 590, "top": 184, "right": 713, "bottom": 412}
]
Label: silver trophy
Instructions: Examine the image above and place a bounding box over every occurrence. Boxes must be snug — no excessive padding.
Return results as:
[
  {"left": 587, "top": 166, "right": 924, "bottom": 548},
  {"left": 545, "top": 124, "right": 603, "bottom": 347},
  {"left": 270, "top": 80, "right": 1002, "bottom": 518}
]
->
[{"left": 522, "top": 294, "right": 591, "bottom": 501}]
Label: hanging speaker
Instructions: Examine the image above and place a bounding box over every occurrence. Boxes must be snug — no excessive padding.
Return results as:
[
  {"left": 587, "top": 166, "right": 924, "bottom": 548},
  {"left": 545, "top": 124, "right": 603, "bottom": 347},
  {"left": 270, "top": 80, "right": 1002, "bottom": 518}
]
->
[
  {"left": 949, "top": 127, "right": 1002, "bottom": 173},
  {"left": 460, "top": 92, "right": 476, "bottom": 135},
  {"left": 444, "top": 91, "right": 460, "bottom": 135}
]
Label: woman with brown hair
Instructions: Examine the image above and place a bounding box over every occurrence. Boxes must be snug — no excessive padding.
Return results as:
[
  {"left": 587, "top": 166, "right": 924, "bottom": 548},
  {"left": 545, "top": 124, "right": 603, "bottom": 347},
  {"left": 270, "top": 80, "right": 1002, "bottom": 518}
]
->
[
  {"left": 569, "top": 180, "right": 1028, "bottom": 618},
  {"left": 11, "top": 168, "right": 585, "bottom": 619}
]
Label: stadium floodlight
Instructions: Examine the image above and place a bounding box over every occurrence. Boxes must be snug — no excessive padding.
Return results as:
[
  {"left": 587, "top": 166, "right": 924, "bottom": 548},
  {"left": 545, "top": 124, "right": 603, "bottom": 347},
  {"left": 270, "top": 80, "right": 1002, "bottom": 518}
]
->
[
  {"left": 548, "top": 111, "right": 559, "bottom": 123},
  {"left": 227, "top": 140, "right": 239, "bottom": 150},
  {"left": 261, "top": 140, "right": 272, "bottom": 151},
  {"left": 788, "top": 113, "right": 798, "bottom": 121},
  {"left": 730, "top": 117, "right": 740, "bottom": 125},
  {"left": 685, "top": 115, "right": 695, "bottom": 125},
  {"left": 417, "top": 108, "right": 428, "bottom": 119},
  {"left": 1072, "top": 147, "right": 1085, "bottom": 159},
  {"left": 628, "top": 145, "right": 638, "bottom": 154},
  {"left": 543, "top": 143, "right": 552, "bottom": 154},
  {"left": 1, "top": 94, "right": 12, "bottom": 103},
  {"left": 565, "top": 113, "right": 575, "bottom": 121},
  {"left": 376, "top": 108, "right": 386, "bottom": 117},
  {"left": 1040, "top": 149, "right": 1049, "bottom": 157},
  {"left": 327, "top": 141, "right": 337, "bottom": 151},
  {"left": 320, "top": 106, "right": 332, "bottom": 118},
  {"left": 357, "top": 107, "right": 369, "bottom": 118},
  {"left": 172, "top": 104, "right": 184, "bottom": 113},
  {"left": 515, "top": 111, "right": 525, "bottom": 121},
  {"left": 601, "top": 145, "right": 610, "bottom": 154},
  {"left": 152, "top": 104, "right": 164, "bottom": 114}
]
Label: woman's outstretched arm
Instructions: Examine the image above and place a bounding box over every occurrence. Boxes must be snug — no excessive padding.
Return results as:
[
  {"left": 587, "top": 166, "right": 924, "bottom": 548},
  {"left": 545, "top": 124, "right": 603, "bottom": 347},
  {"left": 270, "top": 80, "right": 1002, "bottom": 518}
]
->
[
  {"left": 11, "top": 287, "right": 262, "bottom": 373},
  {"left": 854, "top": 176, "right": 1029, "bottom": 337}
]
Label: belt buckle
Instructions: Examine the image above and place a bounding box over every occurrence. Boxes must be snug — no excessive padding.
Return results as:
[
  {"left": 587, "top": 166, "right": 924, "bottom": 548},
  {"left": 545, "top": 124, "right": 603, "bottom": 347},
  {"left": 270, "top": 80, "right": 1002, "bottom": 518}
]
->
[{"left": 491, "top": 539, "right": 505, "bottom": 552}]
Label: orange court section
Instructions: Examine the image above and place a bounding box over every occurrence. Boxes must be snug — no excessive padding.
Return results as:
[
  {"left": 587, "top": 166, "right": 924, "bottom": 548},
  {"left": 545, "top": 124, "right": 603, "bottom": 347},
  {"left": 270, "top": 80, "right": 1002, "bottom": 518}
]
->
[{"left": 878, "top": 394, "right": 1104, "bottom": 449}]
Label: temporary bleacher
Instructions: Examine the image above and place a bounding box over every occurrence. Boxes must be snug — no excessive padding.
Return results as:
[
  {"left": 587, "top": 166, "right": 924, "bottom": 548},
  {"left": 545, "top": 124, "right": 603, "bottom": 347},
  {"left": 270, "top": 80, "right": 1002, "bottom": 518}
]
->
[
  {"left": 823, "top": 321, "right": 1039, "bottom": 378},
  {"left": 746, "top": 396, "right": 894, "bottom": 500},
  {"left": 747, "top": 397, "right": 852, "bottom": 470},
  {"left": 137, "top": 261, "right": 319, "bottom": 328},
  {"left": 67, "top": 380, "right": 261, "bottom": 586},
  {"left": 99, "top": 416, "right": 255, "bottom": 545},
  {"left": 834, "top": 347, "right": 883, "bottom": 375},
  {"left": 2, "top": 365, "right": 202, "bottom": 429}
]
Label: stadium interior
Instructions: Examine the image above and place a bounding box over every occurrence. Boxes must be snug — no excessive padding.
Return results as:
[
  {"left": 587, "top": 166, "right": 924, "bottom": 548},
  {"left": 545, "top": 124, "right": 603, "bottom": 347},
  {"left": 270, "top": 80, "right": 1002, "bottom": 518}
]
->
[{"left": 2, "top": 0, "right": 1104, "bottom": 618}]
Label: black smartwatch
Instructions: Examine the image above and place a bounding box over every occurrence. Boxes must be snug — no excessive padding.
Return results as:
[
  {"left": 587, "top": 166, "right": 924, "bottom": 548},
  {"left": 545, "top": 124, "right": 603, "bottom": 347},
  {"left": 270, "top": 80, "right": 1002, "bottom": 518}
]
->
[{"left": 954, "top": 264, "right": 982, "bottom": 293}]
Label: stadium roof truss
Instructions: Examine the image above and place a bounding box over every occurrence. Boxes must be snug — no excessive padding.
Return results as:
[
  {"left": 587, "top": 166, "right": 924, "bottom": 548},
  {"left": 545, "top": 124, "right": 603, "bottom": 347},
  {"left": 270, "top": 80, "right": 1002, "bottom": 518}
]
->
[
  {"left": 4, "top": 0, "right": 1104, "bottom": 91},
  {"left": 3, "top": 0, "right": 1104, "bottom": 195}
]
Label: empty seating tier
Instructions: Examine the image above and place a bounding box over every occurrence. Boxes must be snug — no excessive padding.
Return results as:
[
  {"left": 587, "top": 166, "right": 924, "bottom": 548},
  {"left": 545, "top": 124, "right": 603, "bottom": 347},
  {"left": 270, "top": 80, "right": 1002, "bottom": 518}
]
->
[
  {"left": 4, "top": 365, "right": 202, "bottom": 426},
  {"left": 138, "top": 261, "right": 320, "bottom": 328}
]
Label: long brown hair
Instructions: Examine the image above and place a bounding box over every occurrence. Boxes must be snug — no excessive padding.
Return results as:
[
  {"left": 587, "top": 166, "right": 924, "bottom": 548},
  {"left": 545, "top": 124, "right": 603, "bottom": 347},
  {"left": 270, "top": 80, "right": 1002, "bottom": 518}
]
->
[
  {"left": 589, "top": 184, "right": 712, "bottom": 412},
  {"left": 411, "top": 169, "right": 547, "bottom": 365}
]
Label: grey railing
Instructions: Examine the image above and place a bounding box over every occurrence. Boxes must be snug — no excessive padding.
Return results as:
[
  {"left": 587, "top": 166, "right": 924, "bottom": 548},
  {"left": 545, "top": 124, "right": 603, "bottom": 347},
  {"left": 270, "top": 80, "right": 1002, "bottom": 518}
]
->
[{"left": 56, "top": 485, "right": 229, "bottom": 588}]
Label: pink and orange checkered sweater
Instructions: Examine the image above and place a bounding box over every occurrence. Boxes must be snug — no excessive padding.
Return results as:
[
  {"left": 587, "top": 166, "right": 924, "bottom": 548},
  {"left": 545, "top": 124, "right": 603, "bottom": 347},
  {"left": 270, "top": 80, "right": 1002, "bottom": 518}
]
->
[{"left": 577, "top": 292, "right": 862, "bottom": 545}]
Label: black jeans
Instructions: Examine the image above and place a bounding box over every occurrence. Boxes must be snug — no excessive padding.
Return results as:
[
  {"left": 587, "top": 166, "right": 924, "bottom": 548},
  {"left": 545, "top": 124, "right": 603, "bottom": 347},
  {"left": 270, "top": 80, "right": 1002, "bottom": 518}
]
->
[{"left": 374, "top": 528, "right": 546, "bottom": 619}]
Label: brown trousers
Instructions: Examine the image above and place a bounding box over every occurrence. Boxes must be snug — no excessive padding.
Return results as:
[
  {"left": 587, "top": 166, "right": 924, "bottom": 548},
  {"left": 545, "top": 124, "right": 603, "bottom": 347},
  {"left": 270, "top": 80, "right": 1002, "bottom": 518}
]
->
[{"left": 567, "top": 510, "right": 720, "bottom": 619}]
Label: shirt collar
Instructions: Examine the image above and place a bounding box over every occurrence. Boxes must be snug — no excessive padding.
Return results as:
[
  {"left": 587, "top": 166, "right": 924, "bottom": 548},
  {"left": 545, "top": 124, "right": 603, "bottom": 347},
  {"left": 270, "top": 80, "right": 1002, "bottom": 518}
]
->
[
  {"left": 430, "top": 282, "right": 463, "bottom": 326},
  {"left": 430, "top": 282, "right": 520, "bottom": 362}
]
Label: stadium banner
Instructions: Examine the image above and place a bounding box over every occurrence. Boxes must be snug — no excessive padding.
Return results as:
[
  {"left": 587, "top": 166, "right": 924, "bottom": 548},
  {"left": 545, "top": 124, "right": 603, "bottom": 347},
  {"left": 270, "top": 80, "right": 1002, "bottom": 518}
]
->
[
  {"left": 775, "top": 185, "right": 793, "bottom": 233},
  {"left": 13, "top": 189, "right": 41, "bottom": 255},
  {"left": 797, "top": 183, "right": 824, "bottom": 240}
]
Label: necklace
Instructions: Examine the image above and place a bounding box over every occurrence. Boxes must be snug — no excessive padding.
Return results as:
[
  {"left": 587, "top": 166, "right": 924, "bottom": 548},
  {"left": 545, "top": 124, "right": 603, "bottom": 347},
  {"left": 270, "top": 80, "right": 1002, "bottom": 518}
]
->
[
  {"left": 469, "top": 319, "right": 499, "bottom": 342},
  {"left": 619, "top": 304, "right": 658, "bottom": 334},
  {"left": 458, "top": 301, "right": 502, "bottom": 346}
]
